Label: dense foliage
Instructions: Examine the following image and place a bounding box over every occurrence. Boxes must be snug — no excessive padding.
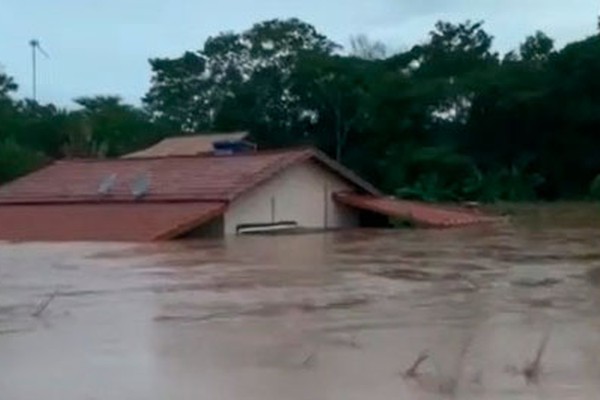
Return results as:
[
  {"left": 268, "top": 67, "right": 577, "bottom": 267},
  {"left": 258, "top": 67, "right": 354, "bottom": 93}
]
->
[{"left": 2, "top": 18, "right": 600, "bottom": 202}]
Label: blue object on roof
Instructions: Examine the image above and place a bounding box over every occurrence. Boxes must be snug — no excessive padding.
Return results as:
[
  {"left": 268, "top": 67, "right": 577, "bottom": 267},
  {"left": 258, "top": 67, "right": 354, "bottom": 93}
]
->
[{"left": 213, "top": 140, "right": 255, "bottom": 155}]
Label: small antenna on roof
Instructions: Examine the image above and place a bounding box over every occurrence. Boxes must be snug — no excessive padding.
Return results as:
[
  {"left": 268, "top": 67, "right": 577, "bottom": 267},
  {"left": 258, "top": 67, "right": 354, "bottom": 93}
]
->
[
  {"left": 98, "top": 173, "right": 117, "bottom": 196},
  {"left": 130, "top": 172, "right": 151, "bottom": 200}
]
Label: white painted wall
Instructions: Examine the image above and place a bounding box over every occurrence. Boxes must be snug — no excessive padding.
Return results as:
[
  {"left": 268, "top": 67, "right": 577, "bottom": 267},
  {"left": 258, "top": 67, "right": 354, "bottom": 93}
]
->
[{"left": 224, "top": 161, "right": 358, "bottom": 234}]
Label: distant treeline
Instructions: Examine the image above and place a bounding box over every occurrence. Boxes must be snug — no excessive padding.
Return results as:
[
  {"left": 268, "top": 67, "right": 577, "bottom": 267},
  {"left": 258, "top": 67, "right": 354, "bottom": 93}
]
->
[{"left": 2, "top": 18, "right": 600, "bottom": 201}]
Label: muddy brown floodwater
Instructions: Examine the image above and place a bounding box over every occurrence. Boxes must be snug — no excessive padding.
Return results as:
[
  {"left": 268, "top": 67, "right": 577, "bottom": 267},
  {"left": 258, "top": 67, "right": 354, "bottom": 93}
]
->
[{"left": 2, "top": 204, "right": 600, "bottom": 400}]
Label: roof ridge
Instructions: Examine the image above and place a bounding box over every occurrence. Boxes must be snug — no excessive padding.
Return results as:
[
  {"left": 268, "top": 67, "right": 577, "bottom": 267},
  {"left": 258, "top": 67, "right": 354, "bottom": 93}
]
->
[{"left": 54, "top": 147, "right": 315, "bottom": 164}]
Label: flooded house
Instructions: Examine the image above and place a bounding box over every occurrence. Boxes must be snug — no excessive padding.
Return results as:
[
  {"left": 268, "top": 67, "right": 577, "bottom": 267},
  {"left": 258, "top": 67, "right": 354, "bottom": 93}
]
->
[{"left": 0, "top": 133, "right": 489, "bottom": 241}]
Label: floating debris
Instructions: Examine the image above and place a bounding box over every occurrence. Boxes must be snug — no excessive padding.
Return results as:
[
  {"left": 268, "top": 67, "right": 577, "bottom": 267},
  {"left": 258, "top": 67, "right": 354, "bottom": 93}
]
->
[
  {"left": 505, "top": 332, "right": 551, "bottom": 385},
  {"left": 299, "top": 349, "right": 318, "bottom": 369},
  {"left": 374, "top": 268, "right": 433, "bottom": 282},
  {"left": 511, "top": 278, "right": 562, "bottom": 288},
  {"left": 31, "top": 290, "right": 58, "bottom": 318},
  {"left": 403, "top": 351, "right": 429, "bottom": 378},
  {"left": 523, "top": 333, "right": 551, "bottom": 385}
]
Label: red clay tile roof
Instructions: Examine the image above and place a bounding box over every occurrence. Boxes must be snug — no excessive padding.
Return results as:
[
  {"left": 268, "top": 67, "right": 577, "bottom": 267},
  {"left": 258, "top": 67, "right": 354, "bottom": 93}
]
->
[
  {"left": 0, "top": 148, "right": 378, "bottom": 205},
  {"left": 0, "top": 148, "right": 381, "bottom": 241},
  {"left": 0, "top": 202, "right": 225, "bottom": 241},
  {"left": 334, "top": 193, "right": 497, "bottom": 228}
]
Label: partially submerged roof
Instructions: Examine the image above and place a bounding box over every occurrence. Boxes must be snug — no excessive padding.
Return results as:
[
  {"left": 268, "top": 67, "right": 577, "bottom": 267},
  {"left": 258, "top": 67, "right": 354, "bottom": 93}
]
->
[
  {"left": 123, "top": 132, "right": 250, "bottom": 158},
  {"left": 0, "top": 202, "right": 225, "bottom": 241},
  {"left": 0, "top": 148, "right": 379, "bottom": 205},
  {"left": 0, "top": 148, "right": 379, "bottom": 241},
  {"left": 0, "top": 146, "right": 495, "bottom": 241},
  {"left": 334, "top": 193, "right": 497, "bottom": 228}
]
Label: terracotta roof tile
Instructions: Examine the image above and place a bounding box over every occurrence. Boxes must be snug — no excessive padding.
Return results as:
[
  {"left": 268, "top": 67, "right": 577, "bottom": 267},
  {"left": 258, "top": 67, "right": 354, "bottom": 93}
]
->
[
  {"left": 0, "top": 148, "right": 379, "bottom": 205},
  {"left": 0, "top": 202, "right": 225, "bottom": 242},
  {"left": 334, "top": 193, "right": 497, "bottom": 228},
  {"left": 0, "top": 149, "right": 313, "bottom": 204},
  {"left": 0, "top": 148, "right": 382, "bottom": 241}
]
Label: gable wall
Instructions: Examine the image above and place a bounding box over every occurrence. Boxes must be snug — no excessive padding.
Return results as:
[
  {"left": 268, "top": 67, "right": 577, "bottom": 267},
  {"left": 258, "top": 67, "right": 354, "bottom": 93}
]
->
[{"left": 224, "top": 160, "right": 358, "bottom": 234}]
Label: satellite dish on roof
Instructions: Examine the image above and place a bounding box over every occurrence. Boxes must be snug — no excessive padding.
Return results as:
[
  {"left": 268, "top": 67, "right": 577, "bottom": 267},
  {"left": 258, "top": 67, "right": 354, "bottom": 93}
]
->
[
  {"left": 130, "top": 172, "right": 151, "bottom": 200},
  {"left": 98, "top": 173, "right": 117, "bottom": 196}
]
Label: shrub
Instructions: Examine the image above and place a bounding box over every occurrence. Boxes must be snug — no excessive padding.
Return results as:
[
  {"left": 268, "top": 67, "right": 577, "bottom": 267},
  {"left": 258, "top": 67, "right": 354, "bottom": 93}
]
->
[
  {"left": 0, "top": 139, "right": 48, "bottom": 183},
  {"left": 591, "top": 175, "right": 600, "bottom": 200}
]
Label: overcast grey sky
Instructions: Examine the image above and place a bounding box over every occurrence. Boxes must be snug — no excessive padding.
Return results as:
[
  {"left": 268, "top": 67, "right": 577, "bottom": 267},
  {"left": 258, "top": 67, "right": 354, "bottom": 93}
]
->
[{"left": 1, "top": 0, "right": 598, "bottom": 106}]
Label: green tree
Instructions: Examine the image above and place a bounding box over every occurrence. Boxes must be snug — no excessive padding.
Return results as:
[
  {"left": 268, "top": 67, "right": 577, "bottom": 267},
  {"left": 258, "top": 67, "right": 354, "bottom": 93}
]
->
[
  {"left": 0, "top": 70, "right": 17, "bottom": 99},
  {"left": 70, "top": 96, "right": 159, "bottom": 157},
  {"left": 411, "top": 20, "right": 497, "bottom": 79},
  {"left": 402, "top": 20, "right": 499, "bottom": 141},
  {"left": 541, "top": 34, "right": 600, "bottom": 197},
  {"left": 11, "top": 100, "right": 69, "bottom": 157},
  {"left": 0, "top": 138, "right": 47, "bottom": 183},
  {"left": 591, "top": 175, "right": 600, "bottom": 200},
  {"left": 290, "top": 54, "right": 377, "bottom": 161},
  {"left": 349, "top": 35, "right": 387, "bottom": 60},
  {"left": 0, "top": 69, "right": 19, "bottom": 142},
  {"left": 144, "top": 52, "right": 210, "bottom": 132},
  {"left": 144, "top": 18, "right": 338, "bottom": 133},
  {"left": 520, "top": 31, "right": 554, "bottom": 64}
]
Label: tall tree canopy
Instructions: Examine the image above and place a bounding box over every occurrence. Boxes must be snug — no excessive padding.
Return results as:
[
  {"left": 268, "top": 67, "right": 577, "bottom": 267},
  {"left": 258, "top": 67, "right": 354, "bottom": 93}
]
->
[
  {"left": 0, "top": 70, "right": 17, "bottom": 99},
  {"left": 144, "top": 18, "right": 338, "bottom": 132}
]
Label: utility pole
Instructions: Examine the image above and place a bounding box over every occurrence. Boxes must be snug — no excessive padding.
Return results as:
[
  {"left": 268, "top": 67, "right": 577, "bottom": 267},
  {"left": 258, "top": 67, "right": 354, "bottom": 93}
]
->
[
  {"left": 30, "top": 40, "right": 37, "bottom": 100},
  {"left": 29, "top": 39, "right": 49, "bottom": 101}
]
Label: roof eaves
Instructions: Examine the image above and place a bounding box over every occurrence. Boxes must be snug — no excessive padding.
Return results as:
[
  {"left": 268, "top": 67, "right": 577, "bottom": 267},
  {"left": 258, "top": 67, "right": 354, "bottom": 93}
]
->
[
  {"left": 308, "top": 149, "right": 382, "bottom": 196},
  {"left": 152, "top": 203, "right": 227, "bottom": 240}
]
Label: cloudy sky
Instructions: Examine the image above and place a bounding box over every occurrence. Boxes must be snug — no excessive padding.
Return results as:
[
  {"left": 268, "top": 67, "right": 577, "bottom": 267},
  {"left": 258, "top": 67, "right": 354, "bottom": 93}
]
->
[{"left": 1, "top": 0, "right": 598, "bottom": 106}]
